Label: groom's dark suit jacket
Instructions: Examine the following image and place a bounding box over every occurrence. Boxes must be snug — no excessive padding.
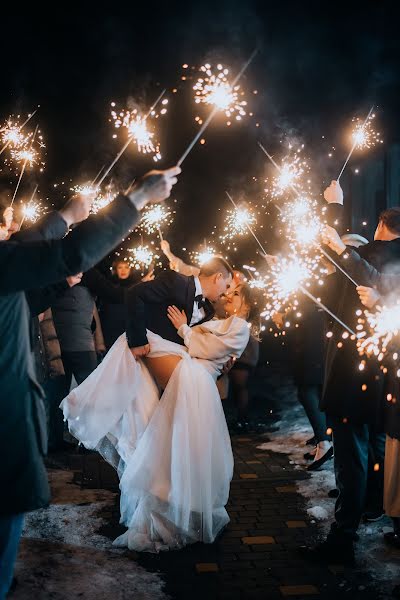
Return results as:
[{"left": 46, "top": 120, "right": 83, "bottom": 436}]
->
[{"left": 125, "top": 270, "right": 215, "bottom": 347}]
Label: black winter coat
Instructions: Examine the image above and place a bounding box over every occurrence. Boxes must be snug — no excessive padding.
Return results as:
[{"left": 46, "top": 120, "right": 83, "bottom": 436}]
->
[
  {"left": 321, "top": 238, "right": 400, "bottom": 425},
  {"left": 0, "top": 195, "right": 140, "bottom": 516}
]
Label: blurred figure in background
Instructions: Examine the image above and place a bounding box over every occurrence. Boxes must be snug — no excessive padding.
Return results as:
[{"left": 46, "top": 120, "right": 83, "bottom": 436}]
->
[{"left": 98, "top": 259, "right": 154, "bottom": 351}]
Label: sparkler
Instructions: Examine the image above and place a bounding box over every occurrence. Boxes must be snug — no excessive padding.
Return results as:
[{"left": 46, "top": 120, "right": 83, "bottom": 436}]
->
[
  {"left": 271, "top": 154, "right": 308, "bottom": 197},
  {"left": 128, "top": 245, "right": 156, "bottom": 270},
  {"left": 90, "top": 187, "right": 115, "bottom": 214},
  {"left": 223, "top": 191, "right": 267, "bottom": 255},
  {"left": 193, "top": 63, "right": 248, "bottom": 123},
  {"left": 195, "top": 246, "right": 218, "bottom": 265},
  {"left": 262, "top": 254, "right": 314, "bottom": 316},
  {"left": 177, "top": 48, "right": 258, "bottom": 166},
  {"left": 337, "top": 106, "right": 375, "bottom": 182},
  {"left": 280, "top": 196, "right": 323, "bottom": 249},
  {"left": 1, "top": 125, "right": 26, "bottom": 150},
  {"left": 98, "top": 89, "right": 167, "bottom": 189},
  {"left": 260, "top": 254, "right": 355, "bottom": 334},
  {"left": 11, "top": 147, "right": 38, "bottom": 167},
  {"left": 140, "top": 203, "right": 171, "bottom": 237},
  {"left": 0, "top": 110, "right": 37, "bottom": 155},
  {"left": 73, "top": 183, "right": 98, "bottom": 197},
  {"left": 300, "top": 286, "right": 355, "bottom": 336},
  {"left": 19, "top": 185, "right": 43, "bottom": 228},
  {"left": 248, "top": 278, "right": 268, "bottom": 290},
  {"left": 10, "top": 125, "right": 40, "bottom": 206},
  {"left": 258, "top": 141, "right": 360, "bottom": 287},
  {"left": 357, "top": 303, "right": 400, "bottom": 361}
]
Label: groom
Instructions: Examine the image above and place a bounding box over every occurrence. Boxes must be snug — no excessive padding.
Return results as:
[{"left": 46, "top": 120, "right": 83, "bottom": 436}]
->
[{"left": 125, "top": 256, "right": 233, "bottom": 358}]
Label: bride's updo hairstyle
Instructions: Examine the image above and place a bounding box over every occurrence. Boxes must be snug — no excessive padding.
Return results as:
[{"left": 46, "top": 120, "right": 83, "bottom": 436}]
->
[{"left": 199, "top": 256, "right": 234, "bottom": 279}]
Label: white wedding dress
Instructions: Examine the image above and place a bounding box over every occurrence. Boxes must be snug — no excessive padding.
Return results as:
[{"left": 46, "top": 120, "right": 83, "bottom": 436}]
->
[{"left": 60, "top": 316, "right": 249, "bottom": 552}]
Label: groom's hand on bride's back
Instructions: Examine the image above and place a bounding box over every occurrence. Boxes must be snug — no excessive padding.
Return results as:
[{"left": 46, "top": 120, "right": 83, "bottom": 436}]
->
[{"left": 130, "top": 344, "right": 150, "bottom": 359}]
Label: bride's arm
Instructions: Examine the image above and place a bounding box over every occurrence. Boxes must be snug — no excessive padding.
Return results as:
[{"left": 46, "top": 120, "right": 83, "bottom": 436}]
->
[{"left": 167, "top": 306, "right": 250, "bottom": 361}]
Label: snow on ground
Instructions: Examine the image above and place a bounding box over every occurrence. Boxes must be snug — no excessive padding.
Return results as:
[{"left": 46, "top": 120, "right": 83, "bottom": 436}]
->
[
  {"left": 11, "top": 469, "right": 169, "bottom": 600},
  {"left": 257, "top": 398, "right": 400, "bottom": 589}
]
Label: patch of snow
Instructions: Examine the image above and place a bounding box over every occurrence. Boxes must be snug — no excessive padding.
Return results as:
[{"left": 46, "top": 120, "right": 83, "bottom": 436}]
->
[
  {"left": 16, "top": 469, "right": 169, "bottom": 600},
  {"left": 307, "top": 506, "right": 329, "bottom": 520}
]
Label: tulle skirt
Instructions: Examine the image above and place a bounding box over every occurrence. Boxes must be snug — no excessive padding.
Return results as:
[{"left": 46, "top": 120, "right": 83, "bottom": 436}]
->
[{"left": 60, "top": 332, "right": 233, "bottom": 552}]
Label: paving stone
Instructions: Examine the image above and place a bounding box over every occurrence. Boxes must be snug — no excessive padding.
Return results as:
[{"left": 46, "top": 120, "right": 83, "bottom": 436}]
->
[
  {"left": 275, "top": 485, "right": 298, "bottom": 493},
  {"left": 286, "top": 520, "right": 307, "bottom": 528},
  {"left": 242, "top": 536, "right": 276, "bottom": 545},
  {"left": 195, "top": 563, "right": 219, "bottom": 573},
  {"left": 280, "top": 584, "right": 319, "bottom": 596}
]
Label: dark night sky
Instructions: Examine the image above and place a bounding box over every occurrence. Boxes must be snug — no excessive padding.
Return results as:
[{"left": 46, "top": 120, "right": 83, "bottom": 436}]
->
[{"left": 1, "top": 0, "right": 399, "bottom": 262}]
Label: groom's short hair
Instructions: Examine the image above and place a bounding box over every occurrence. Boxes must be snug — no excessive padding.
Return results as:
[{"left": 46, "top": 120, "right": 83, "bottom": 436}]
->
[{"left": 199, "top": 257, "right": 233, "bottom": 279}]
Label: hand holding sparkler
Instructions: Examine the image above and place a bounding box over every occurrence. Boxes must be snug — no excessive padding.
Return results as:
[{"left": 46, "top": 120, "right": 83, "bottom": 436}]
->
[
  {"left": 357, "top": 286, "right": 381, "bottom": 310},
  {"left": 60, "top": 191, "right": 95, "bottom": 227},
  {"left": 142, "top": 268, "right": 155, "bottom": 282},
  {"left": 132, "top": 166, "right": 181, "bottom": 208},
  {"left": 262, "top": 253, "right": 279, "bottom": 267},
  {"left": 67, "top": 273, "right": 83, "bottom": 288},
  {"left": 321, "top": 224, "right": 346, "bottom": 255},
  {"left": 3, "top": 206, "right": 14, "bottom": 230},
  {"left": 324, "top": 180, "right": 343, "bottom": 205}
]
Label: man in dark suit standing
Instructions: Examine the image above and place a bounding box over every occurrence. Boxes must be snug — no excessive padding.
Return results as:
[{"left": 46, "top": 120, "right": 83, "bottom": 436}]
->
[
  {"left": 0, "top": 167, "right": 179, "bottom": 597},
  {"left": 125, "top": 257, "right": 233, "bottom": 359}
]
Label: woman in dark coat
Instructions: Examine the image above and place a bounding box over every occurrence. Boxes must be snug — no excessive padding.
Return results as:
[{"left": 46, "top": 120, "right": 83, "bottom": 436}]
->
[{"left": 99, "top": 260, "right": 154, "bottom": 350}]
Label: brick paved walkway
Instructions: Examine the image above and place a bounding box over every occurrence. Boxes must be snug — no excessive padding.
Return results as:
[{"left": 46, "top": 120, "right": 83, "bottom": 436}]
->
[{"left": 62, "top": 432, "right": 383, "bottom": 600}]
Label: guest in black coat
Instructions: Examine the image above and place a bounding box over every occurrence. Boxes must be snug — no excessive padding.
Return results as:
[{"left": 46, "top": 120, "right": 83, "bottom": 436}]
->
[
  {"left": 99, "top": 259, "right": 154, "bottom": 350},
  {"left": 0, "top": 167, "right": 179, "bottom": 597},
  {"left": 311, "top": 188, "right": 400, "bottom": 565},
  {"left": 336, "top": 254, "right": 400, "bottom": 552},
  {"left": 51, "top": 265, "right": 135, "bottom": 388}
]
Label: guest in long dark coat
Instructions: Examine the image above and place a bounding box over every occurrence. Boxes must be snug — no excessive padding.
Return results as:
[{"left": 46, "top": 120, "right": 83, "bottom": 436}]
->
[{"left": 311, "top": 187, "right": 400, "bottom": 565}]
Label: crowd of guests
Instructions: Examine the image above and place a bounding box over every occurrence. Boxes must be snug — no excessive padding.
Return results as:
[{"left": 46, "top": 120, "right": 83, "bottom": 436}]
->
[{"left": 0, "top": 171, "right": 400, "bottom": 597}]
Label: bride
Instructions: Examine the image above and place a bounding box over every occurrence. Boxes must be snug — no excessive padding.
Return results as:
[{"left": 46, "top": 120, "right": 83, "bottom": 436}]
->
[{"left": 61, "top": 281, "right": 257, "bottom": 552}]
